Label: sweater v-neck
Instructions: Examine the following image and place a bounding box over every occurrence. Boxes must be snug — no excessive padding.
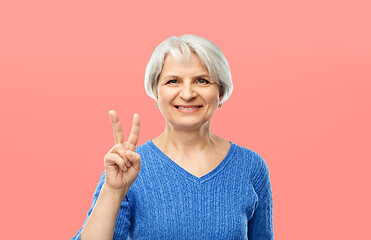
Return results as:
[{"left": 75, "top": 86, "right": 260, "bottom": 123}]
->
[{"left": 148, "top": 139, "right": 236, "bottom": 183}]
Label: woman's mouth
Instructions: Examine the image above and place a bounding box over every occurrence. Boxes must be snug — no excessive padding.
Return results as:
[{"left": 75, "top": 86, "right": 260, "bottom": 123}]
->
[
  {"left": 174, "top": 105, "right": 203, "bottom": 112},
  {"left": 175, "top": 106, "right": 202, "bottom": 110}
]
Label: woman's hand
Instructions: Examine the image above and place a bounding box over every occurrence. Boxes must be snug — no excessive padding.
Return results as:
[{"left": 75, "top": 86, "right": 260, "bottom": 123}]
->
[{"left": 103, "top": 110, "right": 141, "bottom": 191}]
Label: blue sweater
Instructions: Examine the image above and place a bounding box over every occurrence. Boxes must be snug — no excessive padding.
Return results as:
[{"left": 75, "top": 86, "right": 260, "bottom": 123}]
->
[{"left": 71, "top": 140, "right": 274, "bottom": 239}]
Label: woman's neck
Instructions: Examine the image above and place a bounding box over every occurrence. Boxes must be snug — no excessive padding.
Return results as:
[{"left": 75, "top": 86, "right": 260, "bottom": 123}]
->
[{"left": 153, "top": 121, "right": 220, "bottom": 156}]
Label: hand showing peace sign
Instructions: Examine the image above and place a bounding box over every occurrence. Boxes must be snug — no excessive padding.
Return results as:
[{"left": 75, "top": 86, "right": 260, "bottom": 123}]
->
[{"left": 104, "top": 110, "right": 141, "bottom": 191}]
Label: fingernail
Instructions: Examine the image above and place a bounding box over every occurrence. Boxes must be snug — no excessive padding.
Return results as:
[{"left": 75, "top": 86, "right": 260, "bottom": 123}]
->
[{"left": 127, "top": 150, "right": 134, "bottom": 158}]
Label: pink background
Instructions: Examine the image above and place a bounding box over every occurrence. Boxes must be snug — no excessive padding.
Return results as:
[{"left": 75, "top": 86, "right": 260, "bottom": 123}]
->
[{"left": 1, "top": 0, "right": 370, "bottom": 239}]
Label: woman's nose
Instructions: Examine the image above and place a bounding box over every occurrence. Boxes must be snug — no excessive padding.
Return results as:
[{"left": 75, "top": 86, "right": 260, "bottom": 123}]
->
[{"left": 179, "top": 83, "right": 196, "bottom": 100}]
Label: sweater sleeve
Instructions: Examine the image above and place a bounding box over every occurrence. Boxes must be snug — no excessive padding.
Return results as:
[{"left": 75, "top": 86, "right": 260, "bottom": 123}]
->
[
  {"left": 70, "top": 171, "right": 132, "bottom": 240},
  {"left": 248, "top": 154, "right": 274, "bottom": 240}
]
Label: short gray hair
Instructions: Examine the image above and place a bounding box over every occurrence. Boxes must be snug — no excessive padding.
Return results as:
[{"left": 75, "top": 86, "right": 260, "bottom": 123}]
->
[{"left": 144, "top": 34, "right": 233, "bottom": 105}]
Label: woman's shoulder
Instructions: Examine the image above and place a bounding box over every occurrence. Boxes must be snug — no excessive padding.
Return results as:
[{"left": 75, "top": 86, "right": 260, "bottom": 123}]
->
[
  {"left": 232, "top": 142, "right": 271, "bottom": 191},
  {"left": 134, "top": 139, "right": 156, "bottom": 154},
  {"left": 230, "top": 141, "right": 265, "bottom": 163},
  {"left": 230, "top": 141, "right": 270, "bottom": 177},
  {"left": 133, "top": 139, "right": 163, "bottom": 166}
]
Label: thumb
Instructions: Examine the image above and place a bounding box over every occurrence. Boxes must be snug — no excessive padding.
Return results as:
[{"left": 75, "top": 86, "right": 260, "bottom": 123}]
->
[{"left": 126, "top": 150, "right": 141, "bottom": 169}]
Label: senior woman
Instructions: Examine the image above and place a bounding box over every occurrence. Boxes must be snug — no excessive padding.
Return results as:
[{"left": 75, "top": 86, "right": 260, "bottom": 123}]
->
[{"left": 72, "top": 34, "right": 274, "bottom": 240}]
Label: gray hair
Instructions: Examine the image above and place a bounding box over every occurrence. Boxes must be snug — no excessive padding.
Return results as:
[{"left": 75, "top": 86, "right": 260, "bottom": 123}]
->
[{"left": 144, "top": 34, "right": 233, "bottom": 105}]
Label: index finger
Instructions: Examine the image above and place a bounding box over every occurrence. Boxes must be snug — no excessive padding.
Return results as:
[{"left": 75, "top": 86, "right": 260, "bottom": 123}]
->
[
  {"left": 128, "top": 113, "right": 141, "bottom": 147},
  {"left": 109, "top": 110, "right": 124, "bottom": 144}
]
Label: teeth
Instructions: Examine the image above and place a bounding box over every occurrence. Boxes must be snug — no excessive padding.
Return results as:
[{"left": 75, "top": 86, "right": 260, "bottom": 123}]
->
[{"left": 178, "top": 106, "right": 199, "bottom": 110}]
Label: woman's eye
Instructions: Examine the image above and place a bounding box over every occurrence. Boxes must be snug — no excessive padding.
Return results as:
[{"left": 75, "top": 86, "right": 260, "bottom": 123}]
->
[
  {"left": 166, "top": 79, "right": 178, "bottom": 84},
  {"left": 197, "top": 78, "right": 210, "bottom": 84}
]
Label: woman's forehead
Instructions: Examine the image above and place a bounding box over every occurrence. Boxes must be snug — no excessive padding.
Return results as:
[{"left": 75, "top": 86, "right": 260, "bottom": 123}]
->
[{"left": 161, "top": 53, "right": 209, "bottom": 75}]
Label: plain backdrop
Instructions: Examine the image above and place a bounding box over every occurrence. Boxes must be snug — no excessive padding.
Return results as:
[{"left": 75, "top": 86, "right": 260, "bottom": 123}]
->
[{"left": 0, "top": 0, "right": 370, "bottom": 239}]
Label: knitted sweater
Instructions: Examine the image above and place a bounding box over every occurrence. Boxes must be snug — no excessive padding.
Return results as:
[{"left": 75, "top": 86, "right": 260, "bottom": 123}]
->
[{"left": 71, "top": 140, "right": 274, "bottom": 239}]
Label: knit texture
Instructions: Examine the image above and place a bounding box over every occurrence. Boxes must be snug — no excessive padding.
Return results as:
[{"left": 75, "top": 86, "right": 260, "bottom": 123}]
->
[{"left": 71, "top": 140, "right": 274, "bottom": 240}]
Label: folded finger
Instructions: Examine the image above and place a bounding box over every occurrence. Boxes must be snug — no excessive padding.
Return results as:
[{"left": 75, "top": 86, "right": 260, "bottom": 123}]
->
[
  {"left": 115, "top": 145, "right": 131, "bottom": 167},
  {"left": 126, "top": 150, "right": 141, "bottom": 168},
  {"left": 104, "top": 152, "right": 126, "bottom": 171}
]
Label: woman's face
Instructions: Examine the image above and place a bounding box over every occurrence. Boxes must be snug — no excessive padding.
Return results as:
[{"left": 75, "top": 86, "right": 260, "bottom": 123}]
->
[{"left": 156, "top": 52, "right": 222, "bottom": 130}]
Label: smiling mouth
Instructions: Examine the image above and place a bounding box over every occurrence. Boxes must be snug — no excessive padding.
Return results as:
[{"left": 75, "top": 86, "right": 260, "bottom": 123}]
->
[{"left": 175, "top": 106, "right": 203, "bottom": 109}]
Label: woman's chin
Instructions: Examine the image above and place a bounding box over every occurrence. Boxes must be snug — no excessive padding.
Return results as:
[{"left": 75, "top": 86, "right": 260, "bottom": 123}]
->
[{"left": 167, "top": 120, "right": 210, "bottom": 131}]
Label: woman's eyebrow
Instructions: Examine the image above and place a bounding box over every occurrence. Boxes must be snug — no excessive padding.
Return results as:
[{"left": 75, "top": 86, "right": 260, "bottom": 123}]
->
[
  {"left": 195, "top": 74, "right": 211, "bottom": 79},
  {"left": 162, "top": 75, "right": 180, "bottom": 80},
  {"left": 162, "top": 74, "right": 211, "bottom": 80}
]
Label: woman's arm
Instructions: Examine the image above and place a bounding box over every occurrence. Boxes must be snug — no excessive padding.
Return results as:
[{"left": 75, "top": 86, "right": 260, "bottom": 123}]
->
[
  {"left": 80, "top": 184, "right": 128, "bottom": 240},
  {"left": 71, "top": 111, "right": 141, "bottom": 240},
  {"left": 248, "top": 154, "right": 274, "bottom": 240},
  {"left": 70, "top": 171, "right": 133, "bottom": 240},
  {"left": 248, "top": 176, "right": 274, "bottom": 240}
]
